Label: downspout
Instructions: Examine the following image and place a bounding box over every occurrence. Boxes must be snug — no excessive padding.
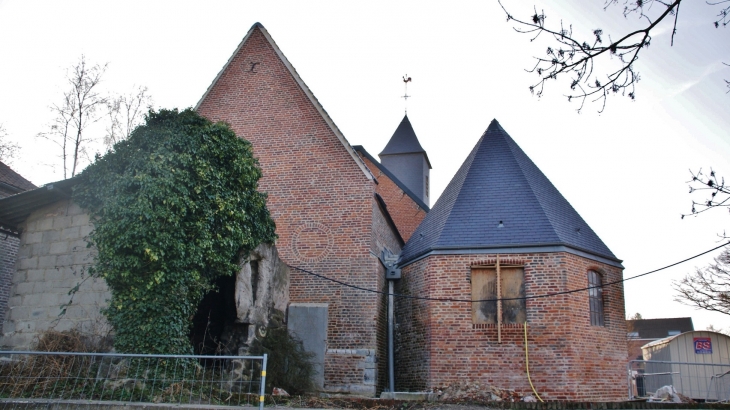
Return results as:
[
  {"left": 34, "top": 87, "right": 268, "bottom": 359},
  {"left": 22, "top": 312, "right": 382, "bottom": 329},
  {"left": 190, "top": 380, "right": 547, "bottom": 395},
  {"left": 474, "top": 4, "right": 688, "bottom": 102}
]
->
[
  {"left": 380, "top": 250, "right": 401, "bottom": 393},
  {"left": 388, "top": 280, "right": 395, "bottom": 392}
]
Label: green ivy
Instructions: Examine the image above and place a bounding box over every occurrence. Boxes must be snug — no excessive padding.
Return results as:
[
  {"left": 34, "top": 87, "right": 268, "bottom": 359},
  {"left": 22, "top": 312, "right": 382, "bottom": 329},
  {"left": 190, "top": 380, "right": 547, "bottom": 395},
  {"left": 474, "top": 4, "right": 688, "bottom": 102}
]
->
[{"left": 74, "top": 109, "right": 276, "bottom": 354}]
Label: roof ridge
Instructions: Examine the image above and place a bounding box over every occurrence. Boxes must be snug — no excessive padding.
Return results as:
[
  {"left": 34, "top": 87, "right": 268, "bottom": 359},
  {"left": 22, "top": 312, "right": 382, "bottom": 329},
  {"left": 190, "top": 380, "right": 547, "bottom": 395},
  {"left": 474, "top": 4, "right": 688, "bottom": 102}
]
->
[
  {"left": 194, "top": 23, "right": 373, "bottom": 182},
  {"left": 499, "top": 123, "right": 562, "bottom": 245}
]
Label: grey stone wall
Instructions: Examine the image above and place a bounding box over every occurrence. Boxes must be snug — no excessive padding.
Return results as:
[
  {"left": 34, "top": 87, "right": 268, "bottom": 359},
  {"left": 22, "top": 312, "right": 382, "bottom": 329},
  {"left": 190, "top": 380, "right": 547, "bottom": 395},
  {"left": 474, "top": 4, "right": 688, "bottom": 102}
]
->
[{"left": 0, "top": 199, "right": 109, "bottom": 349}]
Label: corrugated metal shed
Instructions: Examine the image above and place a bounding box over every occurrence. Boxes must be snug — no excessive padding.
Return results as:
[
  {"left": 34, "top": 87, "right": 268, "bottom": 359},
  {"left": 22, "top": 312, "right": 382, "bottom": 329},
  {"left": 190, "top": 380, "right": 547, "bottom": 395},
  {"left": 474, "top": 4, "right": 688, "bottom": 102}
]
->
[{"left": 641, "top": 331, "right": 730, "bottom": 400}]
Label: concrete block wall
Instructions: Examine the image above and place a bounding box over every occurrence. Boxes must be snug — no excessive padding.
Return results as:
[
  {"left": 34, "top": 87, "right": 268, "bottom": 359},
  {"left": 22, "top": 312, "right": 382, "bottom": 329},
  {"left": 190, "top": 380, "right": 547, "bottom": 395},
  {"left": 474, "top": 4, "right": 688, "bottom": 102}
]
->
[
  {"left": 0, "top": 200, "right": 109, "bottom": 349},
  {"left": 396, "top": 252, "right": 626, "bottom": 401}
]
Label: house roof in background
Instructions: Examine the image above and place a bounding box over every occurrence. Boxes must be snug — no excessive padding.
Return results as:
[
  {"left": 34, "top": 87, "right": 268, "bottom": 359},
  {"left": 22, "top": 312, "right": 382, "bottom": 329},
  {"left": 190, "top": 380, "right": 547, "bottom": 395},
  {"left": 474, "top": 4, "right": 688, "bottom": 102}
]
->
[
  {"left": 0, "top": 161, "right": 36, "bottom": 195},
  {"left": 627, "top": 317, "right": 695, "bottom": 339}
]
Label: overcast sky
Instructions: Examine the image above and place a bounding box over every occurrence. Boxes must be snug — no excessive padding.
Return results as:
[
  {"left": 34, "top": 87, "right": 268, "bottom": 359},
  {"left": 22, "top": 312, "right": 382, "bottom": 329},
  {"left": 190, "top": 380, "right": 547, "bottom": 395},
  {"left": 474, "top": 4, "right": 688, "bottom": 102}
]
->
[{"left": 1, "top": 1, "right": 729, "bottom": 330}]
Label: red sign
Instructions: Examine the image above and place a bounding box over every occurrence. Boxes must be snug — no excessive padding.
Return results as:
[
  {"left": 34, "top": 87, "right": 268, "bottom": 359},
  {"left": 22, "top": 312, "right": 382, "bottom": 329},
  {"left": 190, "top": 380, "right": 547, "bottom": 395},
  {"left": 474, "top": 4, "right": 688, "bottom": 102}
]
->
[{"left": 694, "top": 337, "right": 712, "bottom": 354}]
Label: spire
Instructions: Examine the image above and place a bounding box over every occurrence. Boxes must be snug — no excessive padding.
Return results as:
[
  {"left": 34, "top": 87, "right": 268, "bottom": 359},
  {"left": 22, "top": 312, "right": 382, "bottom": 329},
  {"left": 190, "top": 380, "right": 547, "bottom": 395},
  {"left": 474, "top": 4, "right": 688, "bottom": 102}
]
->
[
  {"left": 379, "top": 115, "right": 430, "bottom": 166},
  {"left": 399, "top": 119, "right": 620, "bottom": 266},
  {"left": 378, "top": 114, "right": 432, "bottom": 206}
]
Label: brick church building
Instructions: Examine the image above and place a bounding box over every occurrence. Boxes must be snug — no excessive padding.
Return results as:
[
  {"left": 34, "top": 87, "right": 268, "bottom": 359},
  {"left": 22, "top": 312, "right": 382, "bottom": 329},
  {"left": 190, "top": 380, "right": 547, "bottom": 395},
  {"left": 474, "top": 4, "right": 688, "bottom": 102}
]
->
[{"left": 0, "top": 23, "right": 626, "bottom": 400}]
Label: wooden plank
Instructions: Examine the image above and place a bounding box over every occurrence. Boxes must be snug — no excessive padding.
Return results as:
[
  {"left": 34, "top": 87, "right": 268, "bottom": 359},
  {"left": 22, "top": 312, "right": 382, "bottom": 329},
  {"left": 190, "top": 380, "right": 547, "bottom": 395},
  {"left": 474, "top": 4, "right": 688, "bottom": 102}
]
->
[{"left": 471, "top": 268, "right": 497, "bottom": 324}]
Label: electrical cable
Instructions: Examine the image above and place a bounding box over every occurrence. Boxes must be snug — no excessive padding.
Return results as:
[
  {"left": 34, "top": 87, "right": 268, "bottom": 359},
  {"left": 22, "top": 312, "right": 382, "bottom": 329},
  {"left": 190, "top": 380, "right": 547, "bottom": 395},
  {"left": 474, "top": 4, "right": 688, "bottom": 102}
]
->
[{"left": 290, "top": 241, "right": 729, "bottom": 303}]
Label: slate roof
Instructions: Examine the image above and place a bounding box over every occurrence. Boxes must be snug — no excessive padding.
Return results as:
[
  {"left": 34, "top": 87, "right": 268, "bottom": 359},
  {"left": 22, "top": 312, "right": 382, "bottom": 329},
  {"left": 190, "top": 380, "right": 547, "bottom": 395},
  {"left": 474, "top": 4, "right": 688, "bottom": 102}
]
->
[
  {"left": 627, "top": 318, "right": 695, "bottom": 339},
  {"left": 353, "top": 145, "right": 430, "bottom": 212},
  {"left": 399, "top": 119, "right": 620, "bottom": 266},
  {"left": 0, "top": 161, "right": 36, "bottom": 195},
  {"left": 379, "top": 115, "right": 431, "bottom": 168}
]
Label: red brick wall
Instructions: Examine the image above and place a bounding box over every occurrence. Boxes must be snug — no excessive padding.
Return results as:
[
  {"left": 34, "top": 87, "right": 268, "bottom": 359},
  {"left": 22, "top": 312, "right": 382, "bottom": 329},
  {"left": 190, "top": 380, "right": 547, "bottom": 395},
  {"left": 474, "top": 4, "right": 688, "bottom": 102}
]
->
[
  {"left": 396, "top": 252, "right": 627, "bottom": 401},
  {"left": 360, "top": 155, "right": 427, "bottom": 242},
  {"left": 196, "top": 26, "right": 404, "bottom": 394}
]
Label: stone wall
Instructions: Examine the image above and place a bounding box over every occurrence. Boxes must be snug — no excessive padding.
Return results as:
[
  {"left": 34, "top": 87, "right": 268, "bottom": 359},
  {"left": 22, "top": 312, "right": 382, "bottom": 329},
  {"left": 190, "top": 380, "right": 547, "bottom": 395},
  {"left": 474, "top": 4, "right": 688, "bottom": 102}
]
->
[
  {"left": 396, "top": 252, "right": 626, "bottom": 401},
  {"left": 0, "top": 200, "right": 109, "bottom": 349}
]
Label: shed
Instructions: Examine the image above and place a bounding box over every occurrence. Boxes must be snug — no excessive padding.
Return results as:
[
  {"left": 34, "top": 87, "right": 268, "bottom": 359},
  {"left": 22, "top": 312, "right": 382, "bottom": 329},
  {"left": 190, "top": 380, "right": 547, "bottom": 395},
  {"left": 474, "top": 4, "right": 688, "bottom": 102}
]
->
[{"left": 641, "top": 331, "right": 730, "bottom": 401}]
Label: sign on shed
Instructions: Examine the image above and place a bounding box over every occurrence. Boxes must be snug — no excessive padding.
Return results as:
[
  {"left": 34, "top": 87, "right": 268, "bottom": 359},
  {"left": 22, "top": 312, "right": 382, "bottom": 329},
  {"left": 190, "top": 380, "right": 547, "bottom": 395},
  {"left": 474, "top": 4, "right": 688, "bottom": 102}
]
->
[{"left": 693, "top": 337, "right": 712, "bottom": 354}]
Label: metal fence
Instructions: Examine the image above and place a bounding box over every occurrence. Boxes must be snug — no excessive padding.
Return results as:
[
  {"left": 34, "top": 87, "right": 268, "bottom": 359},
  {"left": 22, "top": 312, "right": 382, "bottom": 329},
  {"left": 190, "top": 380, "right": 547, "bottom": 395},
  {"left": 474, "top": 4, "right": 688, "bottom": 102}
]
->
[
  {"left": 0, "top": 351, "right": 267, "bottom": 409},
  {"left": 628, "top": 359, "right": 730, "bottom": 402}
]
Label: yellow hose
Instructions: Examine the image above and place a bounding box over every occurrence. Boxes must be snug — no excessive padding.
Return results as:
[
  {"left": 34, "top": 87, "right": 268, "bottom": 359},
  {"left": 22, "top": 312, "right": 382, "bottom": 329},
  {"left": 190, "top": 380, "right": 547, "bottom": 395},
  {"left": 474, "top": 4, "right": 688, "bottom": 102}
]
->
[{"left": 524, "top": 321, "right": 544, "bottom": 402}]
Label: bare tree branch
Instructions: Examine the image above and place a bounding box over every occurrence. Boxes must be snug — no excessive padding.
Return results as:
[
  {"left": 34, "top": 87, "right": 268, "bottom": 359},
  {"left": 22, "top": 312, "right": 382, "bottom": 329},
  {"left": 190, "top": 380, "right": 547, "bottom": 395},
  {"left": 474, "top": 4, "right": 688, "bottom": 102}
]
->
[
  {"left": 105, "top": 86, "right": 153, "bottom": 149},
  {"left": 500, "top": 0, "right": 727, "bottom": 112},
  {"left": 683, "top": 168, "right": 730, "bottom": 219},
  {"left": 0, "top": 123, "right": 20, "bottom": 163},
  {"left": 674, "top": 246, "right": 730, "bottom": 316},
  {"left": 37, "top": 56, "right": 107, "bottom": 179}
]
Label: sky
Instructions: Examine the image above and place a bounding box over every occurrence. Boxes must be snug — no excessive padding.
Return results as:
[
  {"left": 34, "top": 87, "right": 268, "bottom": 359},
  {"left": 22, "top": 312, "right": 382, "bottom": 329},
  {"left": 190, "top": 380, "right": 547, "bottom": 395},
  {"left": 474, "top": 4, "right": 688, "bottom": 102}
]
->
[{"left": 0, "top": 1, "right": 729, "bottom": 330}]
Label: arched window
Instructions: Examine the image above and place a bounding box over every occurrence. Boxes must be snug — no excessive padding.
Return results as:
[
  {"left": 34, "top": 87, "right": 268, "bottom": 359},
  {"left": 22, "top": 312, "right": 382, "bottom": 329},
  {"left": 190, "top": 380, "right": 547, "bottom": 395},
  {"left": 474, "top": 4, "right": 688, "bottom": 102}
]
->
[{"left": 588, "top": 270, "right": 604, "bottom": 326}]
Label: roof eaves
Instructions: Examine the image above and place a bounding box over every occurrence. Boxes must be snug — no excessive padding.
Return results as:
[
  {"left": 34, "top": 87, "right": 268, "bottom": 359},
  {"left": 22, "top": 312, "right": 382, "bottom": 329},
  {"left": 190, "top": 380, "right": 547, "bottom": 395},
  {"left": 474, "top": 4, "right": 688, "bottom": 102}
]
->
[
  {"left": 0, "top": 178, "right": 76, "bottom": 234},
  {"left": 354, "top": 146, "right": 430, "bottom": 212},
  {"left": 399, "top": 242, "right": 624, "bottom": 268},
  {"left": 194, "top": 23, "right": 373, "bottom": 183}
]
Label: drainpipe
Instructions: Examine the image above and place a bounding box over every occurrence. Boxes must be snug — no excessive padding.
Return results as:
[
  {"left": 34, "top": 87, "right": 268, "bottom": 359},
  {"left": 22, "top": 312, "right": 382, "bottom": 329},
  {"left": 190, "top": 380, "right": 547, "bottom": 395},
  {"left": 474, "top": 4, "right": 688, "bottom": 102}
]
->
[
  {"left": 388, "top": 280, "right": 395, "bottom": 391},
  {"left": 380, "top": 250, "right": 401, "bottom": 393}
]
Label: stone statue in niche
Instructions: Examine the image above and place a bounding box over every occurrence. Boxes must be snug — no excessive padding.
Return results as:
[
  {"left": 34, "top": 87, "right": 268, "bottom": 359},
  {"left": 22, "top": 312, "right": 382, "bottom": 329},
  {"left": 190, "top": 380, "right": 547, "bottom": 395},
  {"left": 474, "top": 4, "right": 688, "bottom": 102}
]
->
[{"left": 218, "top": 243, "right": 289, "bottom": 355}]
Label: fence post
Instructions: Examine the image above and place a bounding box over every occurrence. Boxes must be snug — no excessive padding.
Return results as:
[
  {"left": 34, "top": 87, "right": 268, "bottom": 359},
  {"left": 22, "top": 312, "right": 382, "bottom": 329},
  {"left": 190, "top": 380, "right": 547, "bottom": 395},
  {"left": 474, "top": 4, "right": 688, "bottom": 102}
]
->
[{"left": 259, "top": 353, "right": 268, "bottom": 410}]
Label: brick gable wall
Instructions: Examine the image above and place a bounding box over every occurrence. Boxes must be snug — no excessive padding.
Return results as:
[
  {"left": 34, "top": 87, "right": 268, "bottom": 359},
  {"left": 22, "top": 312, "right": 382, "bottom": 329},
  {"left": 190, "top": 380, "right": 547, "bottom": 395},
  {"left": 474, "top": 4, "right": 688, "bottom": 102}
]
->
[
  {"left": 197, "top": 27, "right": 397, "bottom": 394},
  {"left": 360, "top": 155, "right": 427, "bottom": 242},
  {"left": 396, "top": 252, "right": 626, "bottom": 401}
]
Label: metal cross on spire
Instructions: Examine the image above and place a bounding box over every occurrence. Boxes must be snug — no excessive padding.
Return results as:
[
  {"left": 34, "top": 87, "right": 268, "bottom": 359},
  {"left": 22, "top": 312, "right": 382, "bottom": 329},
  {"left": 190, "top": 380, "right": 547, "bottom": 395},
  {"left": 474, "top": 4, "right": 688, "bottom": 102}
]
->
[{"left": 402, "top": 74, "right": 412, "bottom": 113}]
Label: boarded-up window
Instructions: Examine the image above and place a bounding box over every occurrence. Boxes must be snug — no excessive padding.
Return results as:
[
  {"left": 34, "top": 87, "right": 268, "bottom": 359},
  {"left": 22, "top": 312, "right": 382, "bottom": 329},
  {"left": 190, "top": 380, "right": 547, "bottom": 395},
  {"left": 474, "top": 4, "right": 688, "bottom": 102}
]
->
[
  {"left": 471, "top": 267, "right": 526, "bottom": 324},
  {"left": 588, "top": 270, "right": 604, "bottom": 326}
]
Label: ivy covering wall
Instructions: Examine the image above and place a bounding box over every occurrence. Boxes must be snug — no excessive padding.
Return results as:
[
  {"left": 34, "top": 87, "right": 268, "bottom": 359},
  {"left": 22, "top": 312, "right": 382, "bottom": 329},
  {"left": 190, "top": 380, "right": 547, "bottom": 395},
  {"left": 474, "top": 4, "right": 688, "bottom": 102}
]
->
[{"left": 74, "top": 109, "right": 276, "bottom": 354}]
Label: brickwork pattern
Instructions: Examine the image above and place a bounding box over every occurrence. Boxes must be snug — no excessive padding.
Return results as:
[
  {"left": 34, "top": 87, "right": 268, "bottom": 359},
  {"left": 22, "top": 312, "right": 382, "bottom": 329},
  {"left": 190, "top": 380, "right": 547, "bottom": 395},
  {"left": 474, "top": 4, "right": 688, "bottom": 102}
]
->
[
  {"left": 0, "top": 235, "right": 19, "bottom": 327},
  {"left": 196, "top": 27, "right": 404, "bottom": 395},
  {"left": 396, "top": 252, "right": 626, "bottom": 401},
  {"left": 0, "top": 200, "right": 109, "bottom": 349},
  {"left": 371, "top": 200, "right": 403, "bottom": 393},
  {"left": 360, "top": 155, "right": 427, "bottom": 242}
]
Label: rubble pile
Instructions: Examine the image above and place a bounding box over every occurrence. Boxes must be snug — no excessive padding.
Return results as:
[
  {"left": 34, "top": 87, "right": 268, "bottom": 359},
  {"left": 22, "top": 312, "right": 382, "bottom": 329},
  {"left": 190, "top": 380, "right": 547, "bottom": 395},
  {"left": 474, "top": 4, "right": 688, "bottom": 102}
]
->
[
  {"left": 433, "top": 381, "right": 529, "bottom": 402},
  {"left": 648, "top": 385, "right": 695, "bottom": 403}
]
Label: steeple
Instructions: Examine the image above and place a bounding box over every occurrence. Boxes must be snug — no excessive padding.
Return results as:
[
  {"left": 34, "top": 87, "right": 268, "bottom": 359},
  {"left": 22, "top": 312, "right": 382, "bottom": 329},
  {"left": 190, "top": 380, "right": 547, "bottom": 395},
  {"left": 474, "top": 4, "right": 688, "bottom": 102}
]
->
[
  {"left": 399, "top": 119, "right": 620, "bottom": 267},
  {"left": 379, "top": 115, "right": 432, "bottom": 206}
]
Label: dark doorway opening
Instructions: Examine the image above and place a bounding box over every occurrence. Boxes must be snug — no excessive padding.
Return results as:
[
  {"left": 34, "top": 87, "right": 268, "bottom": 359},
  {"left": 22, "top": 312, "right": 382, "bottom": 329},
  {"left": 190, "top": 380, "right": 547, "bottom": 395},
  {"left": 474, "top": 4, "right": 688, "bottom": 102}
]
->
[{"left": 190, "top": 274, "right": 238, "bottom": 355}]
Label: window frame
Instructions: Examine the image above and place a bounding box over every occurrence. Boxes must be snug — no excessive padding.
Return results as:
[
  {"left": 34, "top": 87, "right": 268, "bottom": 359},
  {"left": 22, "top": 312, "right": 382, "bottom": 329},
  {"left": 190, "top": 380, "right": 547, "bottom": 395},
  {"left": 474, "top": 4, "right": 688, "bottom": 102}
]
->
[{"left": 588, "top": 270, "right": 605, "bottom": 326}]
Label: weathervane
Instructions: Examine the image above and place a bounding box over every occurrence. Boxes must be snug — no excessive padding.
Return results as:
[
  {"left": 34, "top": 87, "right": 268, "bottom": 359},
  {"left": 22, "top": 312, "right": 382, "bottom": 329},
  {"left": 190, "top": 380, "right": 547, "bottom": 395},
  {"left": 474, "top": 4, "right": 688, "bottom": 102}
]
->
[{"left": 402, "top": 75, "right": 412, "bottom": 113}]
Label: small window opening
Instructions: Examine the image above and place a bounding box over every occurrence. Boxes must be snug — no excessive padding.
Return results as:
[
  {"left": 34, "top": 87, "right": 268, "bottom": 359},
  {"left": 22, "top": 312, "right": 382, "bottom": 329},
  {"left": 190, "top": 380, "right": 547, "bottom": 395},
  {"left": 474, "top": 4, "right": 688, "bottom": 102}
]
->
[{"left": 588, "top": 270, "right": 605, "bottom": 326}]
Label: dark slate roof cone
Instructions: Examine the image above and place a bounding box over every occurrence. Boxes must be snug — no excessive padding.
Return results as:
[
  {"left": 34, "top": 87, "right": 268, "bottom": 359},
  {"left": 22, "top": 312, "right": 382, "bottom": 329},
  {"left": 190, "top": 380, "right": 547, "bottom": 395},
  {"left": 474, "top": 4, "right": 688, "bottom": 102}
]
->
[
  {"left": 379, "top": 114, "right": 431, "bottom": 167},
  {"left": 399, "top": 119, "right": 620, "bottom": 266},
  {"left": 378, "top": 114, "right": 432, "bottom": 206}
]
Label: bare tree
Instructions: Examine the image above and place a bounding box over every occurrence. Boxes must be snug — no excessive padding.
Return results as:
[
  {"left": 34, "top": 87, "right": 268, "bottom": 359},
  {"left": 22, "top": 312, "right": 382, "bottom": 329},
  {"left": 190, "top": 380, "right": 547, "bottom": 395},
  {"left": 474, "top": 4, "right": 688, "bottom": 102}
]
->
[
  {"left": 104, "top": 85, "right": 153, "bottom": 149},
  {"left": 38, "top": 56, "right": 107, "bottom": 178},
  {"left": 499, "top": 0, "right": 730, "bottom": 112},
  {"left": 0, "top": 124, "right": 20, "bottom": 163},
  {"left": 628, "top": 312, "right": 643, "bottom": 320},
  {"left": 674, "top": 246, "right": 730, "bottom": 316}
]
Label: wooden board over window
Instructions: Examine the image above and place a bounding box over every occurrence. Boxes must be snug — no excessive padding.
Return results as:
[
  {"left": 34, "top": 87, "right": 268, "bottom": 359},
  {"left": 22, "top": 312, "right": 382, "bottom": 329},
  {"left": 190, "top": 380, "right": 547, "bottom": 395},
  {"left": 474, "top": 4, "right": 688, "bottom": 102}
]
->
[{"left": 471, "top": 267, "right": 525, "bottom": 324}]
